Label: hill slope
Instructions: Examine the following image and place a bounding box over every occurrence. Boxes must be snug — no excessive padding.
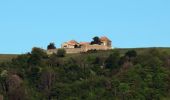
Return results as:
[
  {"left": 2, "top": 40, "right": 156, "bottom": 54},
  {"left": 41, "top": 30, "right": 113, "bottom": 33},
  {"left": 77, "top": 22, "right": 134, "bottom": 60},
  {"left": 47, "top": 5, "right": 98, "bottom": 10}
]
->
[{"left": 0, "top": 47, "right": 170, "bottom": 100}]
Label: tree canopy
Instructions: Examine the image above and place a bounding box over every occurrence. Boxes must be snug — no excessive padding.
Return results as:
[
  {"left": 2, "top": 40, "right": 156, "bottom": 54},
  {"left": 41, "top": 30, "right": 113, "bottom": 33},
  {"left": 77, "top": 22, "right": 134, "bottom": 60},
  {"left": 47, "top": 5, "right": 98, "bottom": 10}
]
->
[
  {"left": 0, "top": 48, "right": 170, "bottom": 99},
  {"left": 47, "top": 43, "right": 56, "bottom": 50},
  {"left": 91, "top": 36, "right": 102, "bottom": 45}
]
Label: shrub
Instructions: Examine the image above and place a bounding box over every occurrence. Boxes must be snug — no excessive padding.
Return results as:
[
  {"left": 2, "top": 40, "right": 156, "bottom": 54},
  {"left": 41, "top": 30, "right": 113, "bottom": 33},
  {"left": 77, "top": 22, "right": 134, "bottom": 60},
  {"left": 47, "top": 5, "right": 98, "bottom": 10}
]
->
[
  {"left": 47, "top": 43, "right": 56, "bottom": 50},
  {"left": 57, "top": 49, "right": 66, "bottom": 57}
]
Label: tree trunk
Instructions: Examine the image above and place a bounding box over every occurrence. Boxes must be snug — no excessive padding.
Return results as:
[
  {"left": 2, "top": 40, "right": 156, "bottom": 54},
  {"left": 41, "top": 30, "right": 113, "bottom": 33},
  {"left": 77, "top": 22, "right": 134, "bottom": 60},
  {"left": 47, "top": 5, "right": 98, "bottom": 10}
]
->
[{"left": 0, "top": 95, "right": 3, "bottom": 100}]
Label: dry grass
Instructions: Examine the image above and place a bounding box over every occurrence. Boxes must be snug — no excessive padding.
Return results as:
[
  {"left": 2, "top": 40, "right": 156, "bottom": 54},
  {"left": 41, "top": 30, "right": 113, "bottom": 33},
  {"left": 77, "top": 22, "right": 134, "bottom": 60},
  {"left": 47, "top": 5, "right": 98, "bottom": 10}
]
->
[
  {"left": 0, "top": 54, "right": 18, "bottom": 62},
  {"left": 0, "top": 47, "right": 170, "bottom": 63}
]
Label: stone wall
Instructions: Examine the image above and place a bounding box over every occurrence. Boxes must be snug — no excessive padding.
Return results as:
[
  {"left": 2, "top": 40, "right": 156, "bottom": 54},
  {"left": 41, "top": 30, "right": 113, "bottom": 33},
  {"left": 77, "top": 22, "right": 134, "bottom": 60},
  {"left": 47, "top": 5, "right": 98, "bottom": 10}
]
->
[
  {"left": 65, "top": 48, "right": 85, "bottom": 53},
  {"left": 46, "top": 48, "right": 85, "bottom": 55},
  {"left": 84, "top": 44, "right": 111, "bottom": 51},
  {"left": 46, "top": 45, "right": 112, "bottom": 54},
  {"left": 47, "top": 49, "right": 58, "bottom": 55}
]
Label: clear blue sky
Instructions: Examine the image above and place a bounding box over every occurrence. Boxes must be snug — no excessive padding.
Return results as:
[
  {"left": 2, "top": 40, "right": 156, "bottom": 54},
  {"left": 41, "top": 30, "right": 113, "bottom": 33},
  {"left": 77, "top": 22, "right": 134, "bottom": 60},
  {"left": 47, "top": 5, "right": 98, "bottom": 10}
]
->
[{"left": 0, "top": 0, "right": 170, "bottom": 54}]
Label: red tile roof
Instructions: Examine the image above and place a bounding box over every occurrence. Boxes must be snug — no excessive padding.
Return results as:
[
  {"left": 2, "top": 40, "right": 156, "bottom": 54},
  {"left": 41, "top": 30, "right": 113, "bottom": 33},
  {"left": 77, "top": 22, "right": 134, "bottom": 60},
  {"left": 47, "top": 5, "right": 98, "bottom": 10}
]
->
[
  {"left": 100, "top": 36, "right": 111, "bottom": 41},
  {"left": 79, "top": 42, "right": 90, "bottom": 45},
  {"left": 67, "top": 40, "right": 79, "bottom": 45}
]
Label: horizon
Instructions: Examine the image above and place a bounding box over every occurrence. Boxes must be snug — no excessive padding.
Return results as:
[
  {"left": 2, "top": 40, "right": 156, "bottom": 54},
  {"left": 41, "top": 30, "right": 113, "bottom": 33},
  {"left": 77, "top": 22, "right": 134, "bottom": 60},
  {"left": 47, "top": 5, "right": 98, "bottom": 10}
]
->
[{"left": 0, "top": 0, "right": 170, "bottom": 54}]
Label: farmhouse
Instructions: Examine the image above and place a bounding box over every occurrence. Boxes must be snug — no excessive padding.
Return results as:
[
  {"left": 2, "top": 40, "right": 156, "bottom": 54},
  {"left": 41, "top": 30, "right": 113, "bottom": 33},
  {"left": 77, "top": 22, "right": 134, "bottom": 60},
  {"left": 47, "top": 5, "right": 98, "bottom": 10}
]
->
[{"left": 47, "top": 36, "right": 112, "bottom": 54}]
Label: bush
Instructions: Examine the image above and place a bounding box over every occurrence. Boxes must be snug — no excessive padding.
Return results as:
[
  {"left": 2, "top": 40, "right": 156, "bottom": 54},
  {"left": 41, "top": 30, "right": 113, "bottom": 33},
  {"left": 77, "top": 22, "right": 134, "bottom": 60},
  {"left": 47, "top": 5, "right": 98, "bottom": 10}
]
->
[
  {"left": 28, "top": 47, "right": 48, "bottom": 65},
  {"left": 105, "top": 50, "right": 120, "bottom": 70},
  {"left": 125, "top": 50, "right": 137, "bottom": 58},
  {"left": 57, "top": 49, "right": 66, "bottom": 57}
]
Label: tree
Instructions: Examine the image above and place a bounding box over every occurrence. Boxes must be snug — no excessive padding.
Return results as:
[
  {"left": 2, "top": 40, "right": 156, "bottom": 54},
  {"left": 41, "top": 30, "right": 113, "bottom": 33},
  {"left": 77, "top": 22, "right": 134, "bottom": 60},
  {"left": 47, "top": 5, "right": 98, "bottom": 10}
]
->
[
  {"left": 6, "top": 74, "right": 27, "bottom": 100},
  {"left": 111, "top": 78, "right": 120, "bottom": 97},
  {"left": 105, "top": 50, "right": 120, "bottom": 70},
  {"left": 39, "top": 68, "right": 56, "bottom": 100},
  {"left": 28, "top": 67, "right": 41, "bottom": 85},
  {"left": 123, "top": 50, "right": 137, "bottom": 64},
  {"left": 28, "top": 47, "right": 48, "bottom": 66},
  {"left": 0, "top": 95, "right": 3, "bottom": 100},
  {"left": 0, "top": 70, "right": 8, "bottom": 94},
  {"left": 125, "top": 50, "right": 137, "bottom": 58},
  {"left": 47, "top": 53, "right": 60, "bottom": 67},
  {"left": 47, "top": 43, "right": 56, "bottom": 50},
  {"left": 57, "top": 49, "right": 66, "bottom": 57},
  {"left": 91, "top": 36, "right": 102, "bottom": 45}
]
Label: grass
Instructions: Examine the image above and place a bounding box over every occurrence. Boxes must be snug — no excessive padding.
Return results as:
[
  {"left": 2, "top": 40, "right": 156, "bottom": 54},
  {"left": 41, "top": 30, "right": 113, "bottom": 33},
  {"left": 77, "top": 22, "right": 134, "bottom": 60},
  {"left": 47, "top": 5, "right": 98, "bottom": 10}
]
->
[{"left": 0, "top": 47, "right": 170, "bottom": 63}]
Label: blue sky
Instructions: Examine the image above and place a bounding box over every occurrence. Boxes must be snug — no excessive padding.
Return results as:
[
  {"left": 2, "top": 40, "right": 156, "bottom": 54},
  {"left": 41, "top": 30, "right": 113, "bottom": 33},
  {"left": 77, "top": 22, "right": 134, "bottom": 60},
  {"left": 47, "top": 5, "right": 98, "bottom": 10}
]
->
[{"left": 0, "top": 0, "right": 170, "bottom": 54}]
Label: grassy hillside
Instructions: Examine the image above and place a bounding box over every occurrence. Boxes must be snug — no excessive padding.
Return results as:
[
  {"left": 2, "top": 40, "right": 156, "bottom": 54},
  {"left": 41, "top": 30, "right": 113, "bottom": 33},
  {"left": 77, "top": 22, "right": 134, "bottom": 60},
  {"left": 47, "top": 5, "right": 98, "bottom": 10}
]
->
[
  {"left": 0, "top": 47, "right": 170, "bottom": 62},
  {"left": 0, "top": 47, "right": 170, "bottom": 100},
  {"left": 66, "top": 47, "right": 170, "bottom": 60}
]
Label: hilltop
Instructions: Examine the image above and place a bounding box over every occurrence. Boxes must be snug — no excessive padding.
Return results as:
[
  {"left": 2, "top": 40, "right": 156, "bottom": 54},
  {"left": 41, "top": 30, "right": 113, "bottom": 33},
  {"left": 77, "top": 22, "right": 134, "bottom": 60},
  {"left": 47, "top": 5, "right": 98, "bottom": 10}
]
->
[
  {"left": 47, "top": 36, "right": 112, "bottom": 54},
  {"left": 1, "top": 47, "right": 170, "bottom": 62},
  {"left": 0, "top": 47, "right": 170, "bottom": 100}
]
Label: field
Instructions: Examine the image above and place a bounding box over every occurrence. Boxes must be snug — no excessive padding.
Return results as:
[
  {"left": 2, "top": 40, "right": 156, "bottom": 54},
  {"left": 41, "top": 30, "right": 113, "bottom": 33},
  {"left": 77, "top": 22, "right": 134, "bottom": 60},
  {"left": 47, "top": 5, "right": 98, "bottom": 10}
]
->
[{"left": 0, "top": 54, "right": 18, "bottom": 63}]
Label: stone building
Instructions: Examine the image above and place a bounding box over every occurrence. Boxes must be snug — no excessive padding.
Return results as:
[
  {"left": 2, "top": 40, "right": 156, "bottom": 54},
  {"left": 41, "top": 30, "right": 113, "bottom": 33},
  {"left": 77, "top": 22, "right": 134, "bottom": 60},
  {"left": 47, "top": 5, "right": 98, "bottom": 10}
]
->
[
  {"left": 61, "top": 40, "right": 80, "bottom": 48},
  {"left": 47, "top": 36, "right": 112, "bottom": 54},
  {"left": 100, "top": 36, "right": 112, "bottom": 47}
]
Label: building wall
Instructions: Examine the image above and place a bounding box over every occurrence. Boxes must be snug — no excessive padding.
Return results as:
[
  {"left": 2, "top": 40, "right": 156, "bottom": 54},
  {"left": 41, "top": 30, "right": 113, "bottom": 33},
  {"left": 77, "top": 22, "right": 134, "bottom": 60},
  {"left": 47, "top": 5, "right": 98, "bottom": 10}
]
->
[
  {"left": 100, "top": 40, "right": 112, "bottom": 47},
  {"left": 47, "top": 44, "right": 112, "bottom": 54},
  {"left": 65, "top": 48, "right": 85, "bottom": 53},
  {"left": 47, "top": 48, "right": 85, "bottom": 55},
  {"left": 61, "top": 43, "right": 75, "bottom": 48},
  {"left": 47, "top": 49, "right": 58, "bottom": 55},
  {"left": 84, "top": 44, "right": 111, "bottom": 51}
]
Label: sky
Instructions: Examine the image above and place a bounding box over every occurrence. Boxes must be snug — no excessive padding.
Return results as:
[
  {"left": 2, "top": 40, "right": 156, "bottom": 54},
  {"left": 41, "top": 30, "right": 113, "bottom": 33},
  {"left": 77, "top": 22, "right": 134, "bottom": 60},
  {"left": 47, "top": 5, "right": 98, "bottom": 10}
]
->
[{"left": 0, "top": 0, "right": 170, "bottom": 54}]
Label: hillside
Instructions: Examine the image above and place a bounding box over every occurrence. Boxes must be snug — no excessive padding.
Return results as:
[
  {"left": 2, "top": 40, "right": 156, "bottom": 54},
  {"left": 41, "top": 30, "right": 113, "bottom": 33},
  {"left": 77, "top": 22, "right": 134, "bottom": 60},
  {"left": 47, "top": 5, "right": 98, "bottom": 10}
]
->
[
  {"left": 0, "top": 47, "right": 170, "bottom": 62},
  {"left": 0, "top": 47, "right": 170, "bottom": 100}
]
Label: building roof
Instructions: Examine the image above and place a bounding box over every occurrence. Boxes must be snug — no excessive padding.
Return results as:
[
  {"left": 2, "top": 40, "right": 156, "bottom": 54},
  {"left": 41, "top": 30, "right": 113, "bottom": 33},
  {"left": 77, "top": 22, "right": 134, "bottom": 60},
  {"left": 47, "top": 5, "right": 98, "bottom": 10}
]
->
[
  {"left": 67, "top": 40, "right": 79, "bottom": 45},
  {"left": 79, "top": 42, "right": 90, "bottom": 45},
  {"left": 100, "top": 36, "right": 111, "bottom": 42}
]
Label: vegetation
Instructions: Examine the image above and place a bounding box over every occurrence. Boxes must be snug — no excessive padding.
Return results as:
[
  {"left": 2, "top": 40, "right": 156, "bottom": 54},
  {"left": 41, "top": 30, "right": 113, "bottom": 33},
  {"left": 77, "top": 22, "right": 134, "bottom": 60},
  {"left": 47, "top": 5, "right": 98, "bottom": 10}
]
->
[
  {"left": 57, "top": 49, "right": 66, "bottom": 57},
  {"left": 91, "top": 36, "right": 102, "bottom": 45},
  {"left": 0, "top": 54, "right": 18, "bottom": 63},
  {"left": 47, "top": 43, "right": 56, "bottom": 50},
  {"left": 0, "top": 47, "right": 170, "bottom": 100}
]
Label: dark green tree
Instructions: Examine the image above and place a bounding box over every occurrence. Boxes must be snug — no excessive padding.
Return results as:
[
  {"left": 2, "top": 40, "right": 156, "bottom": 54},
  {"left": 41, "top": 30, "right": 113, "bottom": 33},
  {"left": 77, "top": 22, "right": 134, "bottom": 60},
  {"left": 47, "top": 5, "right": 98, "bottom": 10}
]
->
[
  {"left": 91, "top": 36, "right": 102, "bottom": 45},
  {"left": 28, "top": 47, "right": 48, "bottom": 66},
  {"left": 47, "top": 43, "right": 56, "bottom": 50},
  {"left": 105, "top": 50, "right": 120, "bottom": 70},
  {"left": 125, "top": 50, "right": 137, "bottom": 58}
]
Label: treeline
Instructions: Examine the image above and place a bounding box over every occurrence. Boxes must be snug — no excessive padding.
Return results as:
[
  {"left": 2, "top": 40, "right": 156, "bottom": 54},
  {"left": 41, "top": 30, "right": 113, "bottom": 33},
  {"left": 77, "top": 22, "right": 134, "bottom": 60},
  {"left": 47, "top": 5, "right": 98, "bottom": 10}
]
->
[{"left": 0, "top": 48, "right": 170, "bottom": 100}]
